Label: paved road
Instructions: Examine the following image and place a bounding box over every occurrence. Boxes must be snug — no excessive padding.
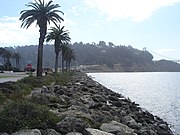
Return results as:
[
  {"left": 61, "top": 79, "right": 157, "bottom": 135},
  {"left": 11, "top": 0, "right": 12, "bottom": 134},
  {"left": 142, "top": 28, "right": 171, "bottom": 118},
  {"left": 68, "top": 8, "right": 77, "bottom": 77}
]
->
[{"left": 0, "top": 72, "right": 28, "bottom": 83}]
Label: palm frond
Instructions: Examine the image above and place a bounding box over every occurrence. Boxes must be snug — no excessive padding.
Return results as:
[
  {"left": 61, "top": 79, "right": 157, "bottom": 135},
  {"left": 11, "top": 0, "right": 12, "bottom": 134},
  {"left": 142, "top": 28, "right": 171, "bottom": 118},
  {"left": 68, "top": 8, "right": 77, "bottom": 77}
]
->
[{"left": 20, "top": 0, "right": 64, "bottom": 29}]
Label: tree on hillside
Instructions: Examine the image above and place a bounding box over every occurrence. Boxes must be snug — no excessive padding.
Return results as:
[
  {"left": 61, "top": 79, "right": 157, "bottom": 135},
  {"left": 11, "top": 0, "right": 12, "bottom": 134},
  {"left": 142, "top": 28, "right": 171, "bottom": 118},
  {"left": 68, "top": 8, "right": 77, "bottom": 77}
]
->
[
  {"left": 19, "top": 0, "right": 64, "bottom": 76},
  {"left": 0, "top": 48, "right": 5, "bottom": 56},
  {"left": 46, "top": 25, "right": 71, "bottom": 73},
  {"left": 13, "top": 52, "right": 21, "bottom": 71},
  {"left": 2, "top": 50, "right": 12, "bottom": 71}
]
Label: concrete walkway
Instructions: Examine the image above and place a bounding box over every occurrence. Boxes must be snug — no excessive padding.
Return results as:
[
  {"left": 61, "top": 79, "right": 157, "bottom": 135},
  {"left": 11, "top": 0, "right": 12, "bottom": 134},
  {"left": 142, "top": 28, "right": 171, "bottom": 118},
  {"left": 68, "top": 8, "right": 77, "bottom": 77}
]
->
[{"left": 0, "top": 72, "right": 28, "bottom": 83}]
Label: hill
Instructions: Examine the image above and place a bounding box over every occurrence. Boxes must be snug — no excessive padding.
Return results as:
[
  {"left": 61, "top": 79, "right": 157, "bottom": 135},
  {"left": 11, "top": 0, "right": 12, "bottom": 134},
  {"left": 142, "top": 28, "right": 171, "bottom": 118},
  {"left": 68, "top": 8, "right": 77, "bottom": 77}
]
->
[{"left": 2, "top": 41, "right": 180, "bottom": 72}]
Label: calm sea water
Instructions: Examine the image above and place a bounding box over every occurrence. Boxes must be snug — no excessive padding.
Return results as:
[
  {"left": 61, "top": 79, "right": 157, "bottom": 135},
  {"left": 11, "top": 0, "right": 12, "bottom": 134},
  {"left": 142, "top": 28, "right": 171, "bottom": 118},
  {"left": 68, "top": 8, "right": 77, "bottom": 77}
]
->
[{"left": 88, "top": 72, "right": 180, "bottom": 135}]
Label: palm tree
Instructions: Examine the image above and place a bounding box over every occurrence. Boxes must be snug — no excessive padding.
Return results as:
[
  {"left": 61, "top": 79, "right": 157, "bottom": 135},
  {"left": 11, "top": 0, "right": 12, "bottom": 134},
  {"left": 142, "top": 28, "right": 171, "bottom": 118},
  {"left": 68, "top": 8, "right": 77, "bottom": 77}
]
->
[
  {"left": 64, "top": 47, "right": 75, "bottom": 71},
  {"left": 19, "top": 0, "right": 64, "bottom": 76},
  {"left": 61, "top": 43, "right": 69, "bottom": 72},
  {"left": 2, "top": 50, "right": 12, "bottom": 71},
  {"left": 13, "top": 52, "right": 21, "bottom": 70},
  {"left": 46, "top": 25, "right": 71, "bottom": 73}
]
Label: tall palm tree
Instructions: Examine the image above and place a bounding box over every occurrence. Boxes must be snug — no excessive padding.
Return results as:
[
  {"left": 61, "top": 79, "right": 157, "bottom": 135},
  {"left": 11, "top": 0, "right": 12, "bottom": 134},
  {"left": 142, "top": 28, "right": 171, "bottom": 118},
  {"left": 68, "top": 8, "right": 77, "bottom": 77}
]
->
[
  {"left": 46, "top": 25, "right": 71, "bottom": 73},
  {"left": 2, "top": 50, "right": 12, "bottom": 71},
  {"left": 64, "top": 47, "right": 75, "bottom": 71},
  {"left": 13, "top": 52, "right": 21, "bottom": 70},
  {"left": 61, "top": 43, "right": 69, "bottom": 72},
  {"left": 19, "top": 0, "right": 64, "bottom": 76}
]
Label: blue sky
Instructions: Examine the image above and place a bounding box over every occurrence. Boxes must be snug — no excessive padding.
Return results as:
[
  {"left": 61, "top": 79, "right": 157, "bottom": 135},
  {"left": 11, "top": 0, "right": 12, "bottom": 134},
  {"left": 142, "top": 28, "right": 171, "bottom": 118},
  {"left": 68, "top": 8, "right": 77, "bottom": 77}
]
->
[{"left": 0, "top": 0, "right": 180, "bottom": 60}]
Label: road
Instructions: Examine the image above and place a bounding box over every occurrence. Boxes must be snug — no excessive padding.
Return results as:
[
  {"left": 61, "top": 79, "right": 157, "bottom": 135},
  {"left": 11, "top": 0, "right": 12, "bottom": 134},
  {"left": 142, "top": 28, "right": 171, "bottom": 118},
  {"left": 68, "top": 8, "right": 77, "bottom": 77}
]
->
[{"left": 0, "top": 72, "right": 28, "bottom": 83}]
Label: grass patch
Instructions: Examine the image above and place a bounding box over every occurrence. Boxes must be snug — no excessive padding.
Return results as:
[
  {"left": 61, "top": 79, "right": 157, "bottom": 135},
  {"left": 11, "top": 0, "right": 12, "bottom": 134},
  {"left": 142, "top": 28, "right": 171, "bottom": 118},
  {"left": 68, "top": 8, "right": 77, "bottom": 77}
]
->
[
  {"left": 0, "top": 76, "right": 15, "bottom": 78},
  {"left": 0, "top": 101, "right": 61, "bottom": 133},
  {"left": 0, "top": 81, "right": 32, "bottom": 102},
  {"left": 0, "top": 92, "right": 6, "bottom": 104},
  {"left": 53, "top": 72, "right": 73, "bottom": 85},
  {"left": 18, "top": 75, "right": 54, "bottom": 88}
]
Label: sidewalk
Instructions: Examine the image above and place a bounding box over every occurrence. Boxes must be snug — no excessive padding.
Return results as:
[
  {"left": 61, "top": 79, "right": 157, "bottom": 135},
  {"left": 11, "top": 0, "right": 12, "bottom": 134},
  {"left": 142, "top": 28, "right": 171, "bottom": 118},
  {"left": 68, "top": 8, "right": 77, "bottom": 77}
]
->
[{"left": 0, "top": 72, "right": 28, "bottom": 83}]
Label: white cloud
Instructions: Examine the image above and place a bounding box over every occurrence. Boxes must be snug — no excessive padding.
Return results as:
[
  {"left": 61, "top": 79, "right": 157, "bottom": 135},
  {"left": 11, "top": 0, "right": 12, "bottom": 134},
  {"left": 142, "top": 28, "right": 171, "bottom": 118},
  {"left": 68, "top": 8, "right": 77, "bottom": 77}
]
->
[
  {"left": 67, "top": 6, "right": 80, "bottom": 16},
  {"left": 0, "top": 16, "right": 39, "bottom": 46},
  {"left": 84, "top": 0, "right": 180, "bottom": 21},
  {"left": 0, "top": 15, "right": 76, "bottom": 47}
]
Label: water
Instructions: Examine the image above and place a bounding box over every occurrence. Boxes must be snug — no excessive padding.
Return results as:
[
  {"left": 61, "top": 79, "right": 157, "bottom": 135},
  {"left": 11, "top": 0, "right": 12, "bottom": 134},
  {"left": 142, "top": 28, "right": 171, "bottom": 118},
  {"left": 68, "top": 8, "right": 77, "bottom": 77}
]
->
[{"left": 88, "top": 72, "right": 180, "bottom": 135}]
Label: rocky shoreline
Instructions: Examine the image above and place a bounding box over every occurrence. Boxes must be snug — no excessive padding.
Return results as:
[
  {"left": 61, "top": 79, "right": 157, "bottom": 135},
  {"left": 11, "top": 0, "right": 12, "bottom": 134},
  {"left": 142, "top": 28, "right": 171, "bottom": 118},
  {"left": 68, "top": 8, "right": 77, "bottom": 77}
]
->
[{"left": 3, "top": 72, "right": 174, "bottom": 135}]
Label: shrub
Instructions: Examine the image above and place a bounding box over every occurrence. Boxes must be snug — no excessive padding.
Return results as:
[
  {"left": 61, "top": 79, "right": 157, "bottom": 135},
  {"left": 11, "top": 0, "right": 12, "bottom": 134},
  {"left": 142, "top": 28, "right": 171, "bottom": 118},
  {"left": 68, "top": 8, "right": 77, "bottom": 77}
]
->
[
  {"left": 0, "top": 92, "right": 6, "bottom": 105},
  {"left": 54, "top": 72, "right": 73, "bottom": 85},
  {"left": 19, "top": 75, "right": 55, "bottom": 88},
  {"left": 29, "top": 93, "right": 60, "bottom": 106},
  {"left": 0, "top": 101, "right": 60, "bottom": 133},
  {"left": 0, "top": 82, "right": 32, "bottom": 100},
  {"left": 8, "top": 83, "right": 32, "bottom": 101}
]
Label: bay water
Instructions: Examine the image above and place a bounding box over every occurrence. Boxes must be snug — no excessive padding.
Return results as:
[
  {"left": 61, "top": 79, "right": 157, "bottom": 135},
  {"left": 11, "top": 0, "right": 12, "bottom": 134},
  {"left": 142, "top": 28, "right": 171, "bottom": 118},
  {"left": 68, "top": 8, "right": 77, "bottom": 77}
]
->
[{"left": 88, "top": 72, "right": 180, "bottom": 135}]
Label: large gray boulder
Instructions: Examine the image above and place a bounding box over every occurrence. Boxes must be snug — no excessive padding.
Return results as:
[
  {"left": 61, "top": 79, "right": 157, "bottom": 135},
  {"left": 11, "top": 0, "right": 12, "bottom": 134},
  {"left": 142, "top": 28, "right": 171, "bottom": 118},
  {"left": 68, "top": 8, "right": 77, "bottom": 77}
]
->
[
  {"left": 0, "top": 133, "right": 9, "bottom": 135},
  {"left": 85, "top": 128, "right": 114, "bottom": 135},
  {"left": 56, "top": 116, "right": 89, "bottom": 134},
  {"left": 123, "top": 115, "right": 142, "bottom": 129},
  {"left": 41, "top": 129, "right": 61, "bottom": 135},
  {"left": 66, "top": 132, "right": 83, "bottom": 135},
  {"left": 11, "top": 129, "right": 41, "bottom": 135},
  {"left": 100, "top": 121, "right": 137, "bottom": 135}
]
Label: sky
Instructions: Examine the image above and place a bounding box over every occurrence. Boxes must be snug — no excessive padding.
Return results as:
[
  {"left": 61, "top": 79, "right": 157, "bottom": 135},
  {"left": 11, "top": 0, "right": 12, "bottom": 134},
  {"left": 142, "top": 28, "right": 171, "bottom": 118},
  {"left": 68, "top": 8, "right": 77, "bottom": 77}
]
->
[{"left": 0, "top": 0, "right": 180, "bottom": 60}]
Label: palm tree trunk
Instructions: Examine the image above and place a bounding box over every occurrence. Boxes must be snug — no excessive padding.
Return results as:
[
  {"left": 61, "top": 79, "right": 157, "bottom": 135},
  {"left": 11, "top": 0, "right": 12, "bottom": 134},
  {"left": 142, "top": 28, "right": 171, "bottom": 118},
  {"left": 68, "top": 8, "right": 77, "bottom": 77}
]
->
[
  {"left": 62, "top": 60, "right": 64, "bottom": 73},
  {"left": 16, "top": 59, "right": 20, "bottom": 71},
  {"left": 68, "top": 60, "right": 71, "bottom": 71},
  {"left": 37, "top": 24, "right": 47, "bottom": 76},
  {"left": 18, "top": 59, "right": 20, "bottom": 70},
  {"left": 16, "top": 59, "right": 18, "bottom": 70},
  {"left": 61, "top": 52, "right": 64, "bottom": 73},
  {"left": 7, "top": 58, "right": 10, "bottom": 71},
  {"left": 65, "top": 60, "right": 68, "bottom": 70},
  {"left": 37, "top": 42, "right": 43, "bottom": 76},
  {"left": 55, "top": 52, "right": 59, "bottom": 73},
  {"left": 3, "top": 57, "right": 6, "bottom": 70}
]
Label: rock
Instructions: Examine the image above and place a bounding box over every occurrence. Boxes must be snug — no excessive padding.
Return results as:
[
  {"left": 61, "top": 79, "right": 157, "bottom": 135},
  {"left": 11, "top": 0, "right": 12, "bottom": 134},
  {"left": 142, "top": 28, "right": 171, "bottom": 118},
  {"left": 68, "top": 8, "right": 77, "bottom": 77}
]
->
[
  {"left": 56, "top": 117, "right": 90, "bottom": 134},
  {"left": 85, "top": 128, "right": 114, "bottom": 135},
  {"left": 92, "top": 94, "right": 106, "bottom": 103},
  {"left": 55, "top": 89, "right": 64, "bottom": 95},
  {"left": 101, "top": 104, "right": 111, "bottom": 111},
  {"left": 68, "top": 105, "right": 90, "bottom": 115},
  {"left": 81, "top": 87, "right": 89, "bottom": 92},
  {"left": 80, "top": 95, "right": 94, "bottom": 106},
  {"left": 31, "top": 88, "right": 42, "bottom": 96},
  {"left": 58, "top": 94, "right": 70, "bottom": 105},
  {"left": 91, "top": 110, "right": 108, "bottom": 124},
  {"left": 138, "top": 127, "right": 158, "bottom": 135},
  {"left": 41, "top": 86, "right": 49, "bottom": 93},
  {"left": 47, "top": 85, "right": 55, "bottom": 93},
  {"left": 66, "top": 132, "right": 83, "bottom": 135},
  {"left": 41, "top": 129, "right": 61, "bottom": 135},
  {"left": 123, "top": 116, "right": 142, "bottom": 129},
  {"left": 0, "top": 133, "right": 9, "bottom": 135},
  {"left": 11, "top": 129, "right": 41, "bottom": 135},
  {"left": 108, "top": 96, "right": 119, "bottom": 102},
  {"left": 156, "top": 125, "right": 174, "bottom": 135},
  {"left": 100, "top": 121, "right": 137, "bottom": 135},
  {"left": 89, "top": 103, "right": 103, "bottom": 109}
]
